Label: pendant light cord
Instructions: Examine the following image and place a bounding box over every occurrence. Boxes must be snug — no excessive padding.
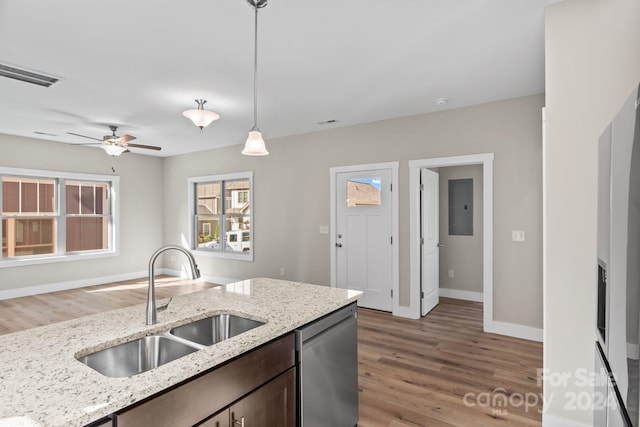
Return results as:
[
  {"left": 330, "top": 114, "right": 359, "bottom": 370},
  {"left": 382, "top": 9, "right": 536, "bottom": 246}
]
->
[{"left": 252, "top": 3, "right": 259, "bottom": 131}]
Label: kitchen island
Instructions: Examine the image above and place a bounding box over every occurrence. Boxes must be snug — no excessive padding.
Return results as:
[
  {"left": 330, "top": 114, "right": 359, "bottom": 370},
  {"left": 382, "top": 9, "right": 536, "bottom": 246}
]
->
[{"left": 0, "top": 278, "right": 361, "bottom": 427}]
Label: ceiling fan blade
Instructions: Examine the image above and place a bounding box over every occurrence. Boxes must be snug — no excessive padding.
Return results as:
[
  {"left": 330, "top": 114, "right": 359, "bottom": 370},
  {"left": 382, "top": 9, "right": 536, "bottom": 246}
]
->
[
  {"left": 127, "top": 143, "right": 161, "bottom": 151},
  {"left": 67, "top": 132, "right": 102, "bottom": 141},
  {"left": 119, "top": 134, "right": 136, "bottom": 143}
]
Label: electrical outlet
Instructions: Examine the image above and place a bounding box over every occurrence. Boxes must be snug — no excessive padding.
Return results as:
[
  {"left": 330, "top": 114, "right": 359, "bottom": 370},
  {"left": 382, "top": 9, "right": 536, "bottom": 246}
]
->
[
  {"left": 512, "top": 230, "right": 526, "bottom": 242},
  {"left": 448, "top": 270, "right": 454, "bottom": 278},
  {"left": 280, "top": 267, "right": 286, "bottom": 276}
]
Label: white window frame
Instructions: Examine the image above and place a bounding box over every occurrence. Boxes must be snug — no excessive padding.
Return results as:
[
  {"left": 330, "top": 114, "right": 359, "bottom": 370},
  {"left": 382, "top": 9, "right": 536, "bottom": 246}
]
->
[
  {"left": 188, "top": 171, "right": 254, "bottom": 261},
  {"left": 0, "top": 167, "right": 120, "bottom": 268}
]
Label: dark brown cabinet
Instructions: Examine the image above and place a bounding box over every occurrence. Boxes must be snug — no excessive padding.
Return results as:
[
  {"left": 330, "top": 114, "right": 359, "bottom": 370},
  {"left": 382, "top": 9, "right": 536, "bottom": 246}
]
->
[
  {"left": 229, "top": 367, "right": 295, "bottom": 427},
  {"left": 114, "top": 334, "right": 295, "bottom": 427}
]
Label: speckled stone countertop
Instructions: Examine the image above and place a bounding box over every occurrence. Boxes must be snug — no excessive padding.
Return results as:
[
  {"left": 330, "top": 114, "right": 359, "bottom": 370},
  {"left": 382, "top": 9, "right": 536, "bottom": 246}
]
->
[{"left": 0, "top": 278, "right": 361, "bottom": 427}]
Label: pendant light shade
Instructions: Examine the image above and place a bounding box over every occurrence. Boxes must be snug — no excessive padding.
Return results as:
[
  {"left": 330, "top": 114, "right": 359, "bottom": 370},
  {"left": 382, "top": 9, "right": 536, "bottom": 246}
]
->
[
  {"left": 101, "top": 144, "right": 127, "bottom": 156},
  {"left": 183, "top": 99, "right": 220, "bottom": 131},
  {"left": 242, "top": 128, "right": 268, "bottom": 156},
  {"left": 242, "top": 0, "right": 269, "bottom": 156}
]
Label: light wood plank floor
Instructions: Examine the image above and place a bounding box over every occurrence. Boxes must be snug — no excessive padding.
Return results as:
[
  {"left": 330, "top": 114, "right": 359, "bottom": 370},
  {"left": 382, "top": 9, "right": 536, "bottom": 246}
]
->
[
  {"left": 358, "top": 299, "right": 543, "bottom": 427},
  {"left": 0, "top": 281, "right": 542, "bottom": 426},
  {"left": 0, "top": 276, "right": 217, "bottom": 335}
]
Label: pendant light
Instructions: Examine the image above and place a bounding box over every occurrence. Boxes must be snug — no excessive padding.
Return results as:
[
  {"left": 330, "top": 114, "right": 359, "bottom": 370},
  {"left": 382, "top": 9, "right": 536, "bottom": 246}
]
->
[
  {"left": 183, "top": 99, "right": 220, "bottom": 131},
  {"left": 242, "top": 0, "right": 269, "bottom": 156}
]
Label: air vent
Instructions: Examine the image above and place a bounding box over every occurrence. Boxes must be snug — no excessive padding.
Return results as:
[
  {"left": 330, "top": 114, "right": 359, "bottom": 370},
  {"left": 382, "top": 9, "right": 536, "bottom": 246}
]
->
[
  {"left": 34, "top": 131, "right": 58, "bottom": 137},
  {"left": 317, "top": 119, "right": 339, "bottom": 126},
  {"left": 0, "top": 63, "right": 59, "bottom": 87}
]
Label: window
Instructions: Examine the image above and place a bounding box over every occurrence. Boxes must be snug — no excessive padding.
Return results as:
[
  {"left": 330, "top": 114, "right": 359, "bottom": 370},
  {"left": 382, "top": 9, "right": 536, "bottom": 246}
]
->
[
  {"left": 188, "top": 172, "right": 253, "bottom": 260},
  {"left": 0, "top": 168, "right": 118, "bottom": 266}
]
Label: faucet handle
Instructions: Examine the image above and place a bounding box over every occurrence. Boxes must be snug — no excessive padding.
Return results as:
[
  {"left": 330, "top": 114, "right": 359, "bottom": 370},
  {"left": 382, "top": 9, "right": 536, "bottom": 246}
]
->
[{"left": 157, "top": 297, "right": 173, "bottom": 312}]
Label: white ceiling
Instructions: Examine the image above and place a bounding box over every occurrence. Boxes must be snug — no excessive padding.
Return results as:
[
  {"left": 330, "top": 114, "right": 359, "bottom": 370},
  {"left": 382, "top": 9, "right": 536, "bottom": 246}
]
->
[{"left": 0, "top": 0, "right": 555, "bottom": 157}]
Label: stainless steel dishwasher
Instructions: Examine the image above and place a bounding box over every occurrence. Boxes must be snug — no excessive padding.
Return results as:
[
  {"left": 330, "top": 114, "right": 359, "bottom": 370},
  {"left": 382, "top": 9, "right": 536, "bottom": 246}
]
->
[{"left": 295, "top": 302, "right": 358, "bottom": 427}]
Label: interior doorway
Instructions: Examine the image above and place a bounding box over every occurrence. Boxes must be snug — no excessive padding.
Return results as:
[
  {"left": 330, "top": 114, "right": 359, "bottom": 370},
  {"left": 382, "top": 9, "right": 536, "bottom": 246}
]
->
[{"left": 407, "top": 154, "right": 494, "bottom": 333}]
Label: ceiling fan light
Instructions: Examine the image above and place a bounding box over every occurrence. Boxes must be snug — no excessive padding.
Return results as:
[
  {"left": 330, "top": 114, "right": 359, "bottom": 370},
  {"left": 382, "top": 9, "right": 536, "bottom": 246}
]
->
[
  {"left": 102, "top": 144, "right": 127, "bottom": 156},
  {"left": 242, "top": 130, "right": 269, "bottom": 156},
  {"left": 183, "top": 99, "right": 220, "bottom": 130}
]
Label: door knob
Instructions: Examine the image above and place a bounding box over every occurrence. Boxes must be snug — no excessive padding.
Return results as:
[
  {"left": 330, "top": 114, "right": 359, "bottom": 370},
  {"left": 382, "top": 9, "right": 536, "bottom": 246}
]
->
[{"left": 336, "top": 243, "right": 342, "bottom": 248}]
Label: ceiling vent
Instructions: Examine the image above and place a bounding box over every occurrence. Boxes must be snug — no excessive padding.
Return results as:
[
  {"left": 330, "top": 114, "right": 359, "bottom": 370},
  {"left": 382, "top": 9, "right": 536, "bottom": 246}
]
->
[{"left": 0, "top": 63, "right": 59, "bottom": 87}]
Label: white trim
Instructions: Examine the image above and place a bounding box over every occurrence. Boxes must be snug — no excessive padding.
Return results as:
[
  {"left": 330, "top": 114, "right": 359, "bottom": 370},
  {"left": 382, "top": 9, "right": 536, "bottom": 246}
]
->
[
  {"left": 485, "top": 320, "right": 543, "bottom": 342},
  {"left": 439, "top": 288, "right": 483, "bottom": 302},
  {"left": 160, "top": 268, "right": 236, "bottom": 285},
  {"left": 187, "top": 171, "right": 254, "bottom": 262},
  {"left": 408, "top": 154, "right": 496, "bottom": 333},
  {"left": 628, "top": 342, "right": 640, "bottom": 360},
  {"left": 542, "top": 414, "right": 591, "bottom": 427},
  {"left": 0, "top": 271, "right": 147, "bottom": 300},
  {"left": 329, "top": 162, "right": 400, "bottom": 315}
]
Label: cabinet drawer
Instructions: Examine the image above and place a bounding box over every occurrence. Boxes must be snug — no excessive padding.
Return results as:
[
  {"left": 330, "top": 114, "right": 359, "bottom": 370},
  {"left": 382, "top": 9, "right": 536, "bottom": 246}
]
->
[{"left": 115, "top": 334, "right": 294, "bottom": 427}]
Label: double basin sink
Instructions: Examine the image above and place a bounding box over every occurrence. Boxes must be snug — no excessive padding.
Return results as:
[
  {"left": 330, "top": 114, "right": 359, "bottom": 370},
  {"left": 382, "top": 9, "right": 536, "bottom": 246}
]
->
[{"left": 77, "top": 314, "right": 265, "bottom": 378}]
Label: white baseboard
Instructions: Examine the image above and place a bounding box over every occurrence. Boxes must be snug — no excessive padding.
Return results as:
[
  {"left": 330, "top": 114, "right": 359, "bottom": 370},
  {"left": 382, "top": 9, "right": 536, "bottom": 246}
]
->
[
  {"left": 542, "top": 413, "right": 591, "bottom": 427},
  {"left": 0, "top": 271, "right": 147, "bottom": 300},
  {"left": 439, "top": 288, "right": 483, "bottom": 302},
  {"left": 628, "top": 342, "right": 640, "bottom": 360},
  {"left": 485, "top": 319, "right": 543, "bottom": 342},
  {"left": 0, "top": 269, "right": 238, "bottom": 301},
  {"left": 159, "top": 268, "right": 236, "bottom": 285}
]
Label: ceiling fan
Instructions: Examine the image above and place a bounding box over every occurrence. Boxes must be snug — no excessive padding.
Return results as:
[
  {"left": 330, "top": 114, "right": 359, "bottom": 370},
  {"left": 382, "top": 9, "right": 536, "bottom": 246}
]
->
[{"left": 67, "top": 126, "right": 161, "bottom": 156}]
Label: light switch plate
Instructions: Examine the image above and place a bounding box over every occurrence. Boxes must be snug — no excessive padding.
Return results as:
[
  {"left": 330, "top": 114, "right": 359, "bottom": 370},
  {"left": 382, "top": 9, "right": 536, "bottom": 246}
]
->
[
  {"left": 319, "top": 226, "right": 329, "bottom": 234},
  {"left": 512, "top": 230, "right": 526, "bottom": 242}
]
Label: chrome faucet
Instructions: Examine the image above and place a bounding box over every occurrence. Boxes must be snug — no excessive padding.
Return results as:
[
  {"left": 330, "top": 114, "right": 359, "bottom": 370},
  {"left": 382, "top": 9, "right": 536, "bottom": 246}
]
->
[{"left": 147, "top": 245, "right": 201, "bottom": 325}]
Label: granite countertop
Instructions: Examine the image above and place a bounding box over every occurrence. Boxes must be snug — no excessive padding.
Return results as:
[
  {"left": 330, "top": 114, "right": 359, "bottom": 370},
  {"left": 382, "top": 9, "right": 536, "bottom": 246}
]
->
[{"left": 0, "top": 278, "right": 361, "bottom": 427}]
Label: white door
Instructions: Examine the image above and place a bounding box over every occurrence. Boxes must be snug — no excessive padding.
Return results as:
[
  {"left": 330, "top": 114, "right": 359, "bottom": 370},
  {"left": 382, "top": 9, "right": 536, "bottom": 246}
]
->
[
  {"left": 336, "top": 169, "right": 393, "bottom": 311},
  {"left": 421, "top": 168, "right": 440, "bottom": 316}
]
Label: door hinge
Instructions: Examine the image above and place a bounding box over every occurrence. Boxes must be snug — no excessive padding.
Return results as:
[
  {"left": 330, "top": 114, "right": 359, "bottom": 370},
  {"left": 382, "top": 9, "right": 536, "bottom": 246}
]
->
[
  {"left": 420, "top": 183, "right": 424, "bottom": 191},
  {"left": 390, "top": 289, "right": 393, "bottom": 298},
  {"left": 420, "top": 237, "right": 424, "bottom": 245},
  {"left": 421, "top": 291, "right": 424, "bottom": 299},
  {"left": 390, "top": 236, "right": 393, "bottom": 245},
  {"left": 390, "top": 183, "right": 393, "bottom": 192}
]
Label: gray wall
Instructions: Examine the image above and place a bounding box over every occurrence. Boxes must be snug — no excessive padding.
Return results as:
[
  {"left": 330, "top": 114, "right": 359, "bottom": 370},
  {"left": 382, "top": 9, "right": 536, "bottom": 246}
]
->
[
  {"left": 0, "top": 134, "right": 164, "bottom": 291},
  {"left": 544, "top": 0, "right": 640, "bottom": 423},
  {"left": 164, "top": 94, "right": 543, "bottom": 328},
  {"left": 438, "top": 165, "right": 483, "bottom": 294}
]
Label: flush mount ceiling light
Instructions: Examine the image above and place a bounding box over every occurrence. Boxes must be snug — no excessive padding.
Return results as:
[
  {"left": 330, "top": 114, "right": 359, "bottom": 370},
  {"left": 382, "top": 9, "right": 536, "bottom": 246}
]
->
[
  {"left": 242, "top": 0, "right": 269, "bottom": 156},
  {"left": 183, "top": 99, "right": 220, "bottom": 131},
  {"left": 102, "top": 144, "right": 128, "bottom": 156}
]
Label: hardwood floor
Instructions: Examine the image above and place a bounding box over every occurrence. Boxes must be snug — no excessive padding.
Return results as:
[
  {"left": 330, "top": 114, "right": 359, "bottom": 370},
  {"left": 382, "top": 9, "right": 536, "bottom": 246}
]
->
[
  {"left": 0, "top": 281, "right": 542, "bottom": 426},
  {"left": 358, "top": 299, "right": 543, "bottom": 427},
  {"left": 0, "top": 276, "right": 217, "bottom": 335}
]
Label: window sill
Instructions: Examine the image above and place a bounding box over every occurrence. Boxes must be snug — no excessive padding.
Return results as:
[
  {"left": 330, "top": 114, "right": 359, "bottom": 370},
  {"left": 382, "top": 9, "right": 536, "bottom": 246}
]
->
[{"left": 0, "top": 250, "right": 118, "bottom": 269}]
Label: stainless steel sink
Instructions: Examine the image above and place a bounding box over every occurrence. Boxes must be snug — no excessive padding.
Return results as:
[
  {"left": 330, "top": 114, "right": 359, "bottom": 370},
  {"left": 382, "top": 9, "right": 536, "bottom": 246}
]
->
[
  {"left": 170, "top": 314, "right": 265, "bottom": 346},
  {"left": 78, "top": 335, "right": 199, "bottom": 378}
]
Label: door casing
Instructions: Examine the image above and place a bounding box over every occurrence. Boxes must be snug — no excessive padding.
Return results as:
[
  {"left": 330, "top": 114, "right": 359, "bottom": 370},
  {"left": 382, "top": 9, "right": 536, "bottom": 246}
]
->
[{"left": 407, "top": 154, "right": 494, "bottom": 333}]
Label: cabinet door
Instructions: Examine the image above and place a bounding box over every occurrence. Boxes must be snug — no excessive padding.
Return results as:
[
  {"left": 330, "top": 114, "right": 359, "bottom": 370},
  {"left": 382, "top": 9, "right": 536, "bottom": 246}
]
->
[
  {"left": 197, "top": 409, "right": 229, "bottom": 427},
  {"left": 230, "top": 368, "right": 295, "bottom": 427}
]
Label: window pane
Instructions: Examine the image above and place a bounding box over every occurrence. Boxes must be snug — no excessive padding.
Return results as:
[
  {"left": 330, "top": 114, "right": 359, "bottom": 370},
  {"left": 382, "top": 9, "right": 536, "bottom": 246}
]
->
[
  {"left": 2, "top": 179, "right": 19, "bottom": 214},
  {"left": 197, "top": 182, "right": 221, "bottom": 215},
  {"left": 39, "top": 181, "right": 55, "bottom": 214},
  {"left": 21, "top": 181, "right": 38, "bottom": 214},
  {"left": 66, "top": 217, "right": 108, "bottom": 252},
  {"left": 95, "top": 184, "right": 108, "bottom": 215},
  {"left": 80, "top": 186, "right": 94, "bottom": 214},
  {"left": 224, "top": 216, "right": 251, "bottom": 252},
  {"left": 2, "top": 218, "right": 56, "bottom": 258},
  {"left": 197, "top": 217, "right": 221, "bottom": 249},
  {"left": 346, "top": 178, "right": 381, "bottom": 207},
  {"left": 225, "top": 180, "right": 250, "bottom": 215},
  {"left": 66, "top": 183, "right": 80, "bottom": 215}
]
